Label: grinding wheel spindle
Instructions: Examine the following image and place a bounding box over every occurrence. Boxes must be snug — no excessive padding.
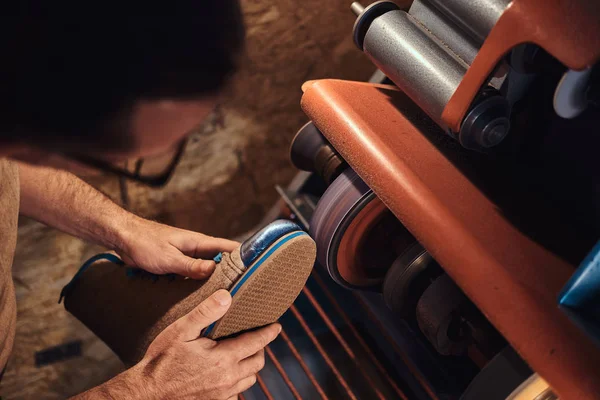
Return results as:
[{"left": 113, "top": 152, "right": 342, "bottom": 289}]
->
[{"left": 290, "top": 121, "right": 346, "bottom": 185}]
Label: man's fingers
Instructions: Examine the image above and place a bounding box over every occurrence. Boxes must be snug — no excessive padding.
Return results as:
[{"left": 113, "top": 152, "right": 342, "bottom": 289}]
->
[
  {"left": 179, "top": 234, "right": 240, "bottom": 257},
  {"left": 239, "top": 349, "right": 266, "bottom": 378},
  {"left": 173, "top": 290, "right": 232, "bottom": 341},
  {"left": 202, "top": 236, "right": 239, "bottom": 253},
  {"left": 229, "top": 375, "right": 257, "bottom": 397},
  {"left": 220, "top": 323, "right": 281, "bottom": 360},
  {"left": 177, "top": 255, "right": 216, "bottom": 279}
]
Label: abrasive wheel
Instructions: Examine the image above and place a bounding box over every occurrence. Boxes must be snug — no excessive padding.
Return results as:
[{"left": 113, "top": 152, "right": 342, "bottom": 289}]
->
[
  {"left": 310, "top": 168, "right": 415, "bottom": 290},
  {"left": 382, "top": 243, "right": 443, "bottom": 318}
]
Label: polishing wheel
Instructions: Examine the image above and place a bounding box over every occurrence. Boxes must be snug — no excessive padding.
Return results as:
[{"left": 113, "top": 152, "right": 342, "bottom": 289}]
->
[{"left": 310, "top": 168, "right": 416, "bottom": 290}]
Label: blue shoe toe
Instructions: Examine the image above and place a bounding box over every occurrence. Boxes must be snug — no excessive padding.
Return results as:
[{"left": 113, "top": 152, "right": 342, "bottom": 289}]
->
[{"left": 240, "top": 220, "right": 303, "bottom": 267}]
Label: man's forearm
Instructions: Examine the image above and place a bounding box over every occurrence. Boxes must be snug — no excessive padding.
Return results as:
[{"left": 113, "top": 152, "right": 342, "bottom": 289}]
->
[
  {"left": 18, "top": 162, "right": 137, "bottom": 250},
  {"left": 72, "top": 365, "right": 151, "bottom": 400}
]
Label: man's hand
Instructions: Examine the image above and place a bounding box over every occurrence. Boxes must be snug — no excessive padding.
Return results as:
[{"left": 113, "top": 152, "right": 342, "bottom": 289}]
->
[
  {"left": 117, "top": 216, "right": 239, "bottom": 279},
  {"left": 75, "top": 290, "right": 280, "bottom": 399},
  {"left": 18, "top": 163, "right": 238, "bottom": 279}
]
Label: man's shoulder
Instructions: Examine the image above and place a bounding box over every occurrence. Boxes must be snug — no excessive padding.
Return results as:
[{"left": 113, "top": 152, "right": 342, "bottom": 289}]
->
[{"left": 0, "top": 158, "right": 18, "bottom": 177}]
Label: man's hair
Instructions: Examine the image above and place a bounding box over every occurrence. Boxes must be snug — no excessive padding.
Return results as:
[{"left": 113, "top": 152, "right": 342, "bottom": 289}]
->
[{"left": 0, "top": 2, "right": 245, "bottom": 152}]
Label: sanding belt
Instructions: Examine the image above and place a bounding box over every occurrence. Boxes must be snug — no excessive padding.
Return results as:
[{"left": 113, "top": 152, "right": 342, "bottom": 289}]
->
[{"left": 60, "top": 250, "right": 246, "bottom": 366}]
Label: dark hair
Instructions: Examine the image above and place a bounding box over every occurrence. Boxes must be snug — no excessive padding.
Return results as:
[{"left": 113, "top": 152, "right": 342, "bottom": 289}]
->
[{"left": 0, "top": 2, "right": 245, "bottom": 152}]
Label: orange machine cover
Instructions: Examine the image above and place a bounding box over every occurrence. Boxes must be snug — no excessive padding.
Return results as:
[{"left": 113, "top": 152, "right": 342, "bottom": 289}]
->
[{"left": 302, "top": 79, "right": 600, "bottom": 400}]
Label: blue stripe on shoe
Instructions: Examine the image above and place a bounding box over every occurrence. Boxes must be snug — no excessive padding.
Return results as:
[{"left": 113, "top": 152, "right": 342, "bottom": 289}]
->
[
  {"left": 59, "top": 253, "right": 124, "bottom": 304},
  {"left": 203, "top": 231, "right": 307, "bottom": 337}
]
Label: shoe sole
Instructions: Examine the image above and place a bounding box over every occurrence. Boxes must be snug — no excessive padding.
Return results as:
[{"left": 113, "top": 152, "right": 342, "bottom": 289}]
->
[{"left": 203, "top": 231, "right": 316, "bottom": 339}]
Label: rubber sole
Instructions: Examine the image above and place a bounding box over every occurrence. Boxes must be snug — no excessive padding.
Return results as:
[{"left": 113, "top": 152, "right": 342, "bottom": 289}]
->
[{"left": 203, "top": 231, "right": 316, "bottom": 339}]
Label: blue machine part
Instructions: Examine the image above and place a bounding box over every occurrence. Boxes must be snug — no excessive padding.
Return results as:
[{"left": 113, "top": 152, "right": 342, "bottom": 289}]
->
[{"left": 558, "top": 240, "right": 600, "bottom": 346}]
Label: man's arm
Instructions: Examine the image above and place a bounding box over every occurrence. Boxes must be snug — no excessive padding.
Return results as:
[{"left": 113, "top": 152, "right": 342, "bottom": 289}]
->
[
  {"left": 19, "top": 162, "right": 131, "bottom": 250},
  {"left": 18, "top": 162, "right": 238, "bottom": 278},
  {"left": 73, "top": 366, "right": 146, "bottom": 399}
]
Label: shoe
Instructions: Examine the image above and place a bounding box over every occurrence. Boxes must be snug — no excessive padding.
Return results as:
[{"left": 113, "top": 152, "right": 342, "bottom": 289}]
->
[
  {"left": 61, "top": 220, "right": 316, "bottom": 365},
  {"left": 203, "top": 220, "right": 316, "bottom": 338}
]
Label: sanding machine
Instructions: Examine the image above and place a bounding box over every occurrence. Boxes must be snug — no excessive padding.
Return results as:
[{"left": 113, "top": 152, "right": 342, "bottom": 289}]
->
[{"left": 287, "top": 0, "right": 600, "bottom": 398}]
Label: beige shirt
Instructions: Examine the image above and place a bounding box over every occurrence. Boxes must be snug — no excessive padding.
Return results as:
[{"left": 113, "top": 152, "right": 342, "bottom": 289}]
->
[{"left": 0, "top": 159, "right": 19, "bottom": 371}]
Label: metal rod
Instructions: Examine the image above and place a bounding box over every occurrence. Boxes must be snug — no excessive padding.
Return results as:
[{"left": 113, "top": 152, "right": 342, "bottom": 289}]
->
[
  {"left": 302, "top": 287, "right": 388, "bottom": 400},
  {"left": 289, "top": 305, "right": 358, "bottom": 400},
  {"left": 312, "top": 273, "right": 409, "bottom": 400},
  {"left": 256, "top": 374, "right": 274, "bottom": 400},
  {"left": 351, "top": 2, "right": 365, "bottom": 16},
  {"left": 265, "top": 346, "right": 303, "bottom": 400},
  {"left": 280, "top": 329, "right": 329, "bottom": 400},
  {"left": 353, "top": 293, "right": 440, "bottom": 400}
]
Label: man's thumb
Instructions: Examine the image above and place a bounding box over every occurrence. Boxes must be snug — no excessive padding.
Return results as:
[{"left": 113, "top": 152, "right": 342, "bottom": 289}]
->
[{"left": 174, "top": 290, "right": 232, "bottom": 341}]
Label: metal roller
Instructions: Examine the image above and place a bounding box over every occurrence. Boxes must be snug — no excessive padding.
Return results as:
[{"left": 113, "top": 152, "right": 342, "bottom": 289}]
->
[
  {"left": 382, "top": 243, "right": 442, "bottom": 318},
  {"left": 416, "top": 274, "right": 472, "bottom": 356},
  {"left": 356, "top": 3, "right": 467, "bottom": 127},
  {"left": 409, "top": 0, "right": 479, "bottom": 65},
  {"left": 553, "top": 67, "right": 594, "bottom": 119},
  {"left": 425, "top": 0, "right": 511, "bottom": 44},
  {"left": 352, "top": 1, "right": 511, "bottom": 150},
  {"left": 290, "top": 121, "right": 346, "bottom": 185},
  {"left": 310, "top": 169, "right": 415, "bottom": 290}
]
